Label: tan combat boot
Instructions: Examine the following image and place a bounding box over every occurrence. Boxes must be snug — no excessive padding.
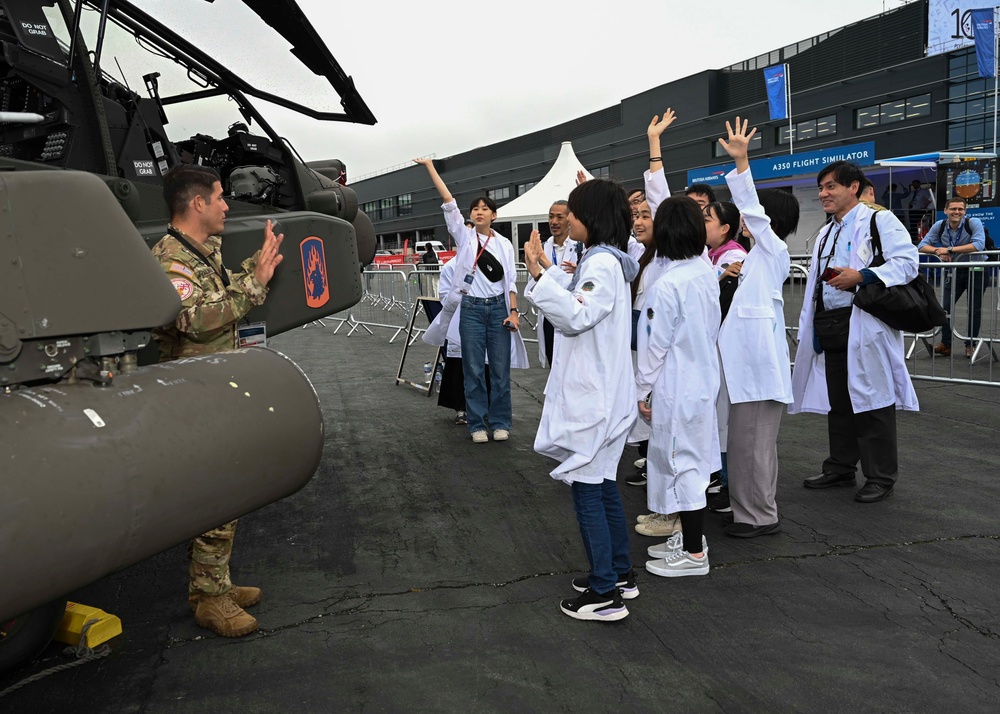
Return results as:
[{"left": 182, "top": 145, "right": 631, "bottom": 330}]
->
[
  {"left": 188, "top": 585, "right": 262, "bottom": 613},
  {"left": 194, "top": 593, "right": 258, "bottom": 637}
]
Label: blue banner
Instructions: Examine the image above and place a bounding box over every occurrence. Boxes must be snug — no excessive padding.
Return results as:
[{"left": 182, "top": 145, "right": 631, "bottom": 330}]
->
[
  {"left": 763, "top": 65, "right": 787, "bottom": 121},
  {"left": 972, "top": 8, "right": 995, "bottom": 78},
  {"left": 687, "top": 142, "right": 877, "bottom": 187}
]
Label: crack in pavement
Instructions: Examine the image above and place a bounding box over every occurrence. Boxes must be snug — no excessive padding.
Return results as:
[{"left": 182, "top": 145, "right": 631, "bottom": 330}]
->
[{"left": 158, "top": 534, "right": 998, "bottom": 648}]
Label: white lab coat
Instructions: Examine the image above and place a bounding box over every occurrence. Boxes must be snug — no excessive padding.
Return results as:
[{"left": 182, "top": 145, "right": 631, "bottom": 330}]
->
[
  {"left": 636, "top": 257, "right": 721, "bottom": 514},
  {"left": 790, "top": 204, "right": 920, "bottom": 415},
  {"left": 644, "top": 168, "right": 714, "bottom": 268},
  {"left": 719, "top": 168, "right": 793, "bottom": 405},
  {"left": 527, "top": 253, "right": 637, "bottom": 484},
  {"left": 526, "top": 236, "right": 582, "bottom": 367},
  {"left": 626, "top": 255, "right": 671, "bottom": 445},
  {"left": 423, "top": 201, "right": 529, "bottom": 368}
]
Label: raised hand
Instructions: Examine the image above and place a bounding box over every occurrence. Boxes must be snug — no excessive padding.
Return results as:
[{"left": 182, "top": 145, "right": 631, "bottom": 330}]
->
[
  {"left": 647, "top": 109, "right": 677, "bottom": 139},
  {"left": 412, "top": 157, "right": 434, "bottom": 168},
  {"left": 525, "top": 229, "right": 545, "bottom": 279},
  {"left": 576, "top": 169, "right": 588, "bottom": 186},
  {"left": 254, "top": 219, "right": 284, "bottom": 287},
  {"left": 718, "top": 116, "right": 756, "bottom": 170}
]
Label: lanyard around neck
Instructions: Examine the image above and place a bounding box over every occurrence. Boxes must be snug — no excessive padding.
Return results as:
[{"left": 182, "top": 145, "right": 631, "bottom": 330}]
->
[{"left": 168, "top": 225, "right": 230, "bottom": 288}]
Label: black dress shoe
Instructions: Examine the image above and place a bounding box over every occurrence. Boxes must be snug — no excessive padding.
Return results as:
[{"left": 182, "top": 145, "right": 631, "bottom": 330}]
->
[
  {"left": 725, "top": 521, "right": 782, "bottom": 538},
  {"left": 854, "top": 482, "right": 894, "bottom": 503},
  {"left": 803, "top": 472, "right": 856, "bottom": 489}
]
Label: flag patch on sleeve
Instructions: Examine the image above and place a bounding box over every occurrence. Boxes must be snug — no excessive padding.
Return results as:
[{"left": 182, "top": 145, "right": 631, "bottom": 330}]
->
[{"left": 167, "top": 262, "right": 195, "bottom": 279}]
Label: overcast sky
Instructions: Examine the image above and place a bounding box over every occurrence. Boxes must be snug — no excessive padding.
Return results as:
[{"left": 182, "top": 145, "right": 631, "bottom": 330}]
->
[{"left": 260, "top": 0, "right": 912, "bottom": 179}]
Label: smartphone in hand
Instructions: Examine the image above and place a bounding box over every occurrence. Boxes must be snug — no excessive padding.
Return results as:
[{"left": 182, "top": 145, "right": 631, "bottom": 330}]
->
[{"left": 821, "top": 267, "right": 841, "bottom": 282}]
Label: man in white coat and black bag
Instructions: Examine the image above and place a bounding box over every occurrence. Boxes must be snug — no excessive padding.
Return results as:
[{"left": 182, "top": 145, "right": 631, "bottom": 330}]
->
[{"left": 791, "top": 160, "right": 919, "bottom": 503}]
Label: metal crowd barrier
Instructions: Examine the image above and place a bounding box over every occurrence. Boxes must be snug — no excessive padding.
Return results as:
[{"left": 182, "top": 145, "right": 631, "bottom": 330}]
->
[
  {"left": 313, "top": 252, "right": 1000, "bottom": 388},
  {"left": 783, "top": 251, "right": 1000, "bottom": 387}
]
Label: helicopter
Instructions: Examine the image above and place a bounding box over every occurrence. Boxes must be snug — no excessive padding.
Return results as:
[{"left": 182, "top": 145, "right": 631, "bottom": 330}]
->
[{"left": 0, "top": 0, "right": 376, "bottom": 673}]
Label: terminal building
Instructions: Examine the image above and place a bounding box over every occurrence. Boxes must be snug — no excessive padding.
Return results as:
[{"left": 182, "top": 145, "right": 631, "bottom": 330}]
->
[{"left": 352, "top": 0, "right": 998, "bottom": 255}]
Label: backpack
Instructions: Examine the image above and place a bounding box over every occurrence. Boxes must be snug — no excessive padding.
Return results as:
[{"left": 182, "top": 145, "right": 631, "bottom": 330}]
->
[{"left": 931, "top": 217, "right": 994, "bottom": 251}]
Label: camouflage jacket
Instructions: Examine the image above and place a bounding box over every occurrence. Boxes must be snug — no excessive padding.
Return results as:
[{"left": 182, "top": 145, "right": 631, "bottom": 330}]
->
[{"left": 152, "top": 229, "right": 268, "bottom": 360}]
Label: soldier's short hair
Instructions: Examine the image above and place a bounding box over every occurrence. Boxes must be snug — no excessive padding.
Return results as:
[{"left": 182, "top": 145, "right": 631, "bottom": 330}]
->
[{"left": 163, "top": 164, "right": 222, "bottom": 218}]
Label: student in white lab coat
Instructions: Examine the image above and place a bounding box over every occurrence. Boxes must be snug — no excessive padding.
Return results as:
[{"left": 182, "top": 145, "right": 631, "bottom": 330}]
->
[
  {"left": 793, "top": 160, "right": 919, "bottom": 503},
  {"left": 636, "top": 196, "right": 721, "bottom": 578},
  {"left": 414, "top": 158, "right": 529, "bottom": 444},
  {"left": 526, "top": 200, "right": 583, "bottom": 368},
  {"left": 715, "top": 117, "right": 800, "bottom": 537},
  {"left": 524, "top": 178, "right": 640, "bottom": 622}
]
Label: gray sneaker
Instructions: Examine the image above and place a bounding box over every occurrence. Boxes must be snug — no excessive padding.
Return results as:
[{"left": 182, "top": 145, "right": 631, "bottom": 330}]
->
[
  {"left": 645, "top": 550, "right": 710, "bottom": 578},
  {"left": 647, "top": 532, "right": 708, "bottom": 559}
]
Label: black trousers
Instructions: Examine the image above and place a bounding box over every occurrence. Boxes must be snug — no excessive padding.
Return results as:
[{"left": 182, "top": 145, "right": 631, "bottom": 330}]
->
[
  {"left": 542, "top": 318, "right": 554, "bottom": 367},
  {"left": 941, "top": 268, "right": 985, "bottom": 347},
  {"left": 821, "top": 347, "right": 898, "bottom": 487}
]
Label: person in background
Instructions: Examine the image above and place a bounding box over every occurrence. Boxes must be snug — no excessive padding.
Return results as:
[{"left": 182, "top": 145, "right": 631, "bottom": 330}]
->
[
  {"left": 686, "top": 183, "right": 717, "bottom": 208},
  {"left": 528, "top": 200, "right": 583, "bottom": 368},
  {"left": 917, "top": 196, "right": 986, "bottom": 359},
  {"left": 415, "top": 158, "right": 528, "bottom": 444}
]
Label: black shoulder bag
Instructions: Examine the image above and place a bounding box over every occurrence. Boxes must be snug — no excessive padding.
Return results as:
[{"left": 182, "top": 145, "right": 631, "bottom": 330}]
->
[{"left": 852, "top": 214, "right": 948, "bottom": 333}]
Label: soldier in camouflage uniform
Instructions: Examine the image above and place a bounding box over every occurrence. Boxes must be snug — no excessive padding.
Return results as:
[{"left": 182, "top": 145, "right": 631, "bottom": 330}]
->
[{"left": 153, "top": 164, "right": 284, "bottom": 638}]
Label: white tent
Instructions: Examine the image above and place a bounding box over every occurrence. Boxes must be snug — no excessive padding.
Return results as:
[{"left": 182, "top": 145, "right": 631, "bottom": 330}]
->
[{"left": 496, "top": 141, "right": 592, "bottom": 253}]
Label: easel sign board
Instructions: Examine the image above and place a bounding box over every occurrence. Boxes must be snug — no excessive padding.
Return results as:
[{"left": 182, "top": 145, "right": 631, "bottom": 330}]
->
[{"left": 395, "top": 297, "right": 442, "bottom": 398}]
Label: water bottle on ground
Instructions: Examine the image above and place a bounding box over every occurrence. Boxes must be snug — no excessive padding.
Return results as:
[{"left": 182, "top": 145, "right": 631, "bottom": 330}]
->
[{"left": 423, "top": 362, "right": 432, "bottom": 384}]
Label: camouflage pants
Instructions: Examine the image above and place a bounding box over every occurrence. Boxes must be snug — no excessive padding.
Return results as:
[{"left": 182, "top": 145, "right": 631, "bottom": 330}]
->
[{"left": 189, "top": 519, "right": 238, "bottom": 596}]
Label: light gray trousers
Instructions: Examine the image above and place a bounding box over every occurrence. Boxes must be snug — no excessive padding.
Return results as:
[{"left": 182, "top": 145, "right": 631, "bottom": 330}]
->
[{"left": 727, "top": 400, "right": 783, "bottom": 526}]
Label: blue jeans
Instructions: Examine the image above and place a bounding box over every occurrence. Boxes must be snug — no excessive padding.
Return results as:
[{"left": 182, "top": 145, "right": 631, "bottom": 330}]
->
[
  {"left": 571, "top": 480, "right": 631, "bottom": 595},
  {"left": 459, "top": 295, "right": 512, "bottom": 433}
]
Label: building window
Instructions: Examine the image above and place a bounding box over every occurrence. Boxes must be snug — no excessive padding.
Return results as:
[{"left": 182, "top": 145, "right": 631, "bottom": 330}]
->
[
  {"left": 777, "top": 115, "right": 837, "bottom": 145},
  {"left": 362, "top": 201, "right": 377, "bottom": 216},
  {"left": 397, "top": 193, "right": 412, "bottom": 216},
  {"left": 379, "top": 197, "right": 395, "bottom": 220},
  {"left": 591, "top": 165, "right": 610, "bottom": 179},
  {"left": 854, "top": 93, "right": 931, "bottom": 129},
  {"left": 487, "top": 186, "right": 510, "bottom": 202},
  {"left": 516, "top": 181, "right": 536, "bottom": 196},
  {"left": 947, "top": 47, "right": 997, "bottom": 151},
  {"left": 714, "top": 133, "right": 761, "bottom": 157}
]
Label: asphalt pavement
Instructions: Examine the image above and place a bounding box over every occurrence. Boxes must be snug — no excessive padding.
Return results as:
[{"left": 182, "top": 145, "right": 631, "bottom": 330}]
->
[{"left": 2, "top": 324, "right": 998, "bottom": 713}]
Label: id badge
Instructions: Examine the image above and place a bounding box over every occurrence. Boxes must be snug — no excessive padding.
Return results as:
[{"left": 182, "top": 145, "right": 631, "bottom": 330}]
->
[
  {"left": 238, "top": 321, "right": 267, "bottom": 348},
  {"left": 857, "top": 243, "right": 872, "bottom": 266},
  {"left": 464, "top": 272, "right": 475, "bottom": 285}
]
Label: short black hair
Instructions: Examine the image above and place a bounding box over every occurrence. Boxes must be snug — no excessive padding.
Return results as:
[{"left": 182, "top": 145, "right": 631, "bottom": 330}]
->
[
  {"left": 653, "top": 196, "right": 706, "bottom": 260},
  {"left": 945, "top": 195, "right": 968, "bottom": 208},
  {"left": 627, "top": 188, "right": 645, "bottom": 200},
  {"left": 566, "top": 178, "right": 631, "bottom": 250},
  {"left": 685, "top": 183, "right": 717, "bottom": 203},
  {"left": 757, "top": 189, "right": 800, "bottom": 241},
  {"left": 550, "top": 200, "right": 568, "bottom": 209},
  {"left": 163, "top": 164, "right": 221, "bottom": 218},
  {"left": 817, "top": 161, "right": 865, "bottom": 193},
  {"left": 859, "top": 177, "right": 875, "bottom": 199},
  {"left": 469, "top": 196, "right": 498, "bottom": 213}
]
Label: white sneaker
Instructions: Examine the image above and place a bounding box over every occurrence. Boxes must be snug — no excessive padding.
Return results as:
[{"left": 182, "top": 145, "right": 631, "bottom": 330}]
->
[
  {"left": 633, "top": 457, "right": 646, "bottom": 469},
  {"left": 471, "top": 430, "right": 488, "bottom": 443},
  {"left": 634, "top": 512, "right": 681, "bottom": 537},
  {"left": 493, "top": 429, "right": 509, "bottom": 441},
  {"left": 645, "top": 550, "right": 710, "bottom": 578},
  {"left": 636, "top": 513, "right": 656, "bottom": 524},
  {"left": 647, "top": 532, "right": 708, "bottom": 559}
]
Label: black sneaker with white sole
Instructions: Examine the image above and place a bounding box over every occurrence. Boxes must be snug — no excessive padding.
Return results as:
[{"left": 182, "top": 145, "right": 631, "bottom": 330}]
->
[
  {"left": 708, "top": 488, "right": 731, "bottom": 513},
  {"left": 559, "top": 588, "right": 629, "bottom": 621},
  {"left": 707, "top": 471, "right": 723, "bottom": 494},
  {"left": 625, "top": 471, "right": 647, "bottom": 487},
  {"left": 571, "top": 570, "right": 639, "bottom": 600}
]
